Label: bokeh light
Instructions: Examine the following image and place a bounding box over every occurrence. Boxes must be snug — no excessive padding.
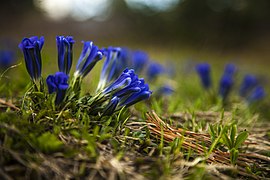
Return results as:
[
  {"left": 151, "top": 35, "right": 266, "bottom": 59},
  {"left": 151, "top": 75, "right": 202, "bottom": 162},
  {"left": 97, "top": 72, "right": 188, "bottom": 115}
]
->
[
  {"left": 34, "top": 0, "right": 112, "bottom": 21},
  {"left": 125, "top": 0, "right": 181, "bottom": 12}
]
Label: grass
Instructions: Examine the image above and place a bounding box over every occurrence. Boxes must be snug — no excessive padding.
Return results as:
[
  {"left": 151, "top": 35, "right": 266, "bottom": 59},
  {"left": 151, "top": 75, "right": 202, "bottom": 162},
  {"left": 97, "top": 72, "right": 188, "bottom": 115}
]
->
[{"left": 0, "top": 45, "right": 270, "bottom": 180}]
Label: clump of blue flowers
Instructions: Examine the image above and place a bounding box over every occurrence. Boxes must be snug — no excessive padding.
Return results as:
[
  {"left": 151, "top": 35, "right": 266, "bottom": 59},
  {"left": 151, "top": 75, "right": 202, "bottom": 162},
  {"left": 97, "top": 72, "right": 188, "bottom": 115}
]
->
[
  {"left": 195, "top": 63, "right": 266, "bottom": 104},
  {"left": 19, "top": 36, "right": 152, "bottom": 116},
  {"left": 101, "top": 69, "right": 152, "bottom": 115}
]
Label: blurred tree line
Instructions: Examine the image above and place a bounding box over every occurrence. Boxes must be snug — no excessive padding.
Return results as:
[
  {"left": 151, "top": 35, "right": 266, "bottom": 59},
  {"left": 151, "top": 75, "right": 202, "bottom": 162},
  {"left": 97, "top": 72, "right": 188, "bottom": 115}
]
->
[
  {"left": 113, "top": 0, "right": 270, "bottom": 47},
  {"left": 1, "top": 0, "right": 270, "bottom": 48}
]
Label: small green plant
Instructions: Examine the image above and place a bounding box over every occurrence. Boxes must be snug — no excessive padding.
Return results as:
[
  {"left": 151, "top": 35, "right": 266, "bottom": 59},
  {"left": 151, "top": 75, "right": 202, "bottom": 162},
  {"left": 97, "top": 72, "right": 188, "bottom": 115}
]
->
[
  {"left": 209, "top": 123, "right": 248, "bottom": 165},
  {"left": 222, "top": 124, "right": 248, "bottom": 165}
]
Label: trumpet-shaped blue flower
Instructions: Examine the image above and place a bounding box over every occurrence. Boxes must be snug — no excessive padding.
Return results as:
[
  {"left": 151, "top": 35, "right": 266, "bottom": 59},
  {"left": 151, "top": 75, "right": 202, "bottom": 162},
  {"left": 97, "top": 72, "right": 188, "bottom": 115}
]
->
[
  {"left": 46, "top": 72, "right": 69, "bottom": 105},
  {"left": 146, "top": 62, "right": 165, "bottom": 81},
  {"left": 120, "top": 82, "right": 151, "bottom": 107},
  {"left": 103, "top": 68, "right": 152, "bottom": 107},
  {"left": 19, "top": 36, "right": 44, "bottom": 81},
  {"left": 239, "top": 75, "right": 257, "bottom": 97},
  {"left": 131, "top": 50, "right": 149, "bottom": 73},
  {"left": 75, "top": 41, "right": 103, "bottom": 77},
  {"left": 97, "top": 47, "right": 121, "bottom": 91},
  {"left": 248, "top": 86, "right": 265, "bottom": 103},
  {"left": 195, "top": 63, "right": 211, "bottom": 89},
  {"left": 57, "top": 36, "right": 75, "bottom": 74},
  {"left": 218, "top": 75, "right": 233, "bottom": 99},
  {"left": 103, "top": 69, "right": 137, "bottom": 94}
]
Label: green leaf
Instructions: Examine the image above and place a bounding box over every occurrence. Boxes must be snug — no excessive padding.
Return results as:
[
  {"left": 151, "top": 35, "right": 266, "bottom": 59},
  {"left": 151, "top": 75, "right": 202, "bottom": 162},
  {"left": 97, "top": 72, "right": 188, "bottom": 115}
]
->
[
  {"left": 230, "top": 124, "right": 237, "bottom": 147},
  {"left": 222, "top": 133, "right": 232, "bottom": 149},
  {"left": 230, "top": 148, "right": 239, "bottom": 165},
  {"left": 234, "top": 131, "right": 248, "bottom": 149}
]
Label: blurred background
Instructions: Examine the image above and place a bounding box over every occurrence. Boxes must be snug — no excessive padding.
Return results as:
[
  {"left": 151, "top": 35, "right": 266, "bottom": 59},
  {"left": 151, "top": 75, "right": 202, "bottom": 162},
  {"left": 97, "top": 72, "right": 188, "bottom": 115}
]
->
[{"left": 1, "top": 0, "right": 270, "bottom": 70}]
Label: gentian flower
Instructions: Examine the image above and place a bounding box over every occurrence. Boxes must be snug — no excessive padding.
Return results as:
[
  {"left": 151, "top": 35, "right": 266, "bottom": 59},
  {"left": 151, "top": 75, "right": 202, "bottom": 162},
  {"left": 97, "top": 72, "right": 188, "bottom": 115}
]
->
[
  {"left": 218, "top": 75, "right": 233, "bottom": 99},
  {"left": 131, "top": 50, "right": 149, "bottom": 73},
  {"left": 103, "top": 68, "right": 152, "bottom": 107},
  {"left": 46, "top": 72, "right": 69, "bottom": 105},
  {"left": 146, "top": 62, "right": 165, "bottom": 81},
  {"left": 19, "top": 36, "right": 44, "bottom": 81},
  {"left": 97, "top": 47, "right": 121, "bottom": 91},
  {"left": 239, "top": 75, "right": 257, "bottom": 97},
  {"left": 195, "top": 63, "right": 211, "bottom": 89},
  {"left": 0, "top": 50, "right": 15, "bottom": 69},
  {"left": 224, "top": 64, "right": 237, "bottom": 76},
  {"left": 75, "top": 41, "right": 103, "bottom": 78},
  {"left": 102, "top": 69, "right": 138, "bottom": 94},
  {"left": 248, "top": 86, "right": 265, "bottom": 103},
  {"left": 120, "top": 82, "right": 151, "bottom": 107},
  {"left": 57, "top": 36, "right": 75, "bottom": 74}
]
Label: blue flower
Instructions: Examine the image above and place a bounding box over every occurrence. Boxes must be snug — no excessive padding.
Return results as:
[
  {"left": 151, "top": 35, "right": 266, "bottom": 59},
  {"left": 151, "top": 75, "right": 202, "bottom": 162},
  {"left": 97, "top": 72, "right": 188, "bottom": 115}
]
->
[
  {"left": 224, "top": 64, "right": 237, "bottom": 77},
  {"left": 0, "top": 50, "right": 15, "bottom": 69},
  {"left": 195, "top": 63, "right": 211, "bottom": 89},
  {"left": 103, "top": 68, "right": 152, "bottom": 107},
  {"left": 146, "top": 62, "right": 165, "bottom": 81},
  {"left": 46, "top": 72, "right": 69, "bottom": 105},
  {"left": 102, "top": 69, "right": 137, "bottom": 94},
  {"left": 120, "top": 82, "right": 151, "bottom": 107},
  {"left": 131, "top": 50, "right": 149, "bottom": 73},
  {"left": 248, "top": 86, "right": 265, "bottom": 103},
  {"left": 218, "top": 75, "right": 233, "bottom": 99},
  {"left": 57, "top": 36, "right": 75, "bottom": 74},
  {"left": 239, "top": 75, "right": 257, "bottom": 97},
  {"left": 97, "top": 47, "right": 121, "bottom": 91},
  {"left": 19, "top": 36, "right": 44, "bottom": 81},
  {"left": 75, "top": 41, "right": 103, "bottom": 77}
]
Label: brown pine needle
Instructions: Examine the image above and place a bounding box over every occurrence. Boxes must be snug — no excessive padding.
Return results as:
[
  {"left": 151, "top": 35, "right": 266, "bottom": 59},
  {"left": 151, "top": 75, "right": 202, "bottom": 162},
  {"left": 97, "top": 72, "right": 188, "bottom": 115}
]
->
[{"left": 0, "top": 98, "right": 20, "bottom": 111}]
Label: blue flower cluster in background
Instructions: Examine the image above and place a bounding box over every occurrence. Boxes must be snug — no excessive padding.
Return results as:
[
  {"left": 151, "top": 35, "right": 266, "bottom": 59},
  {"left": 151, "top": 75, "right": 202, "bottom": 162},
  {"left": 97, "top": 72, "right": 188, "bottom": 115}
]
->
[
  {"left": 239, "top": 74, "right": 265, "bottom": 103},
  {"left": 195, "top": 63, "right": 266, "bottom": 103},
  {"left": 239, "top": 75, "right": 257, "bottom": 97}
]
